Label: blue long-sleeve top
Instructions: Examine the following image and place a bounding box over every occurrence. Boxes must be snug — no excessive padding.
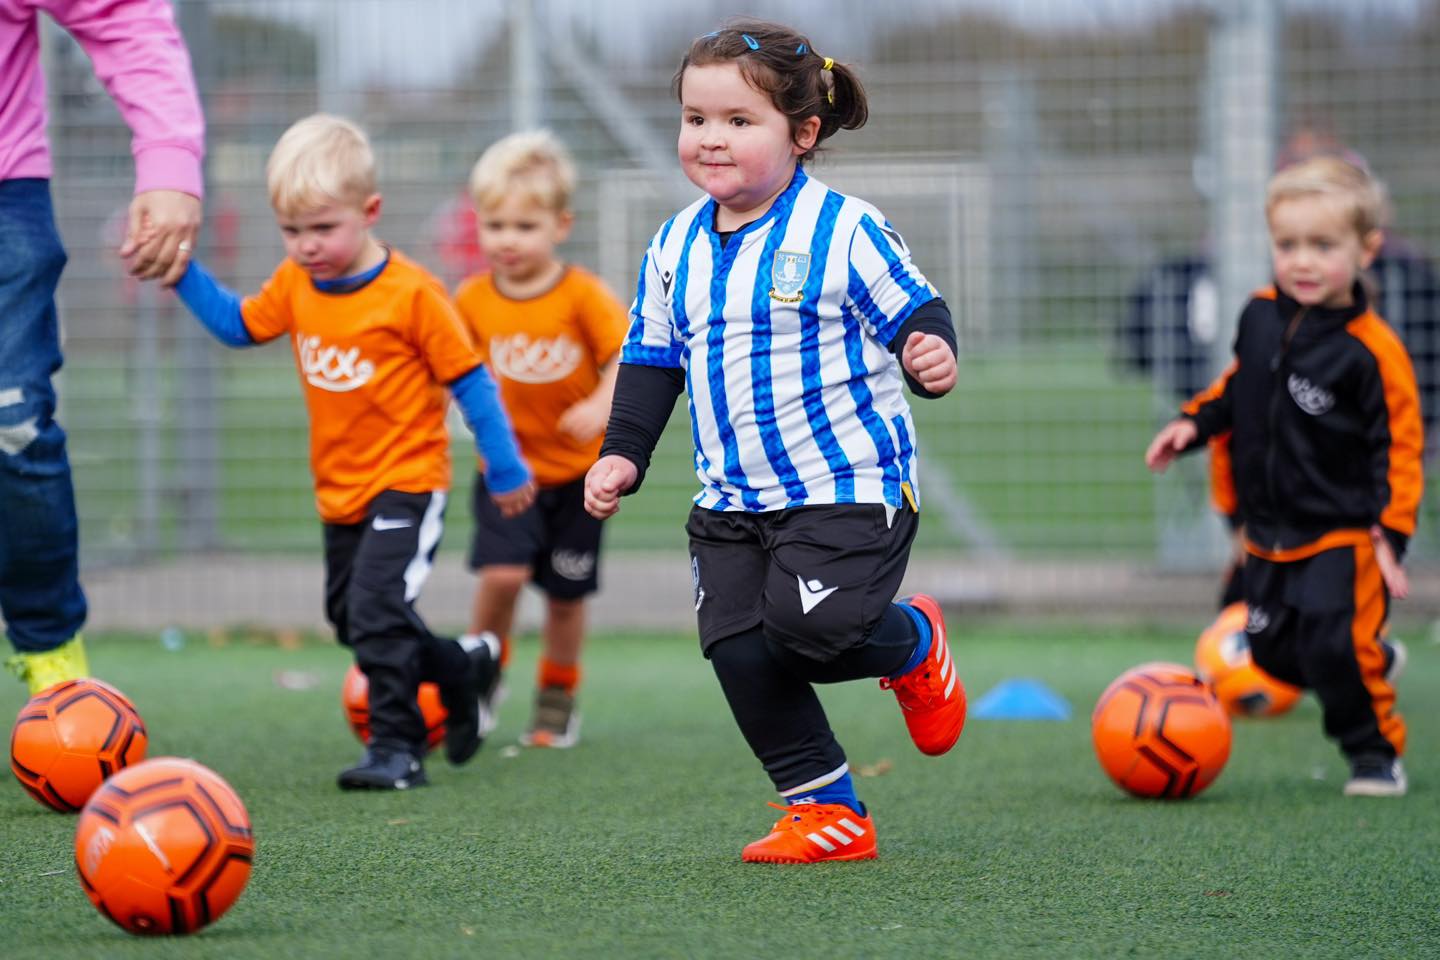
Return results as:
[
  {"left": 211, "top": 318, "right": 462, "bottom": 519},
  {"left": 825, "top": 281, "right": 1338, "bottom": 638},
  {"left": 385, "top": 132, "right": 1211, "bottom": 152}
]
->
[
  {"left": 449, "top": 364, "right": 529, "bottom": 493},
  {"left": 174, "top": 259, "right": 252, "bottom": 346},
  {"left": 173, "top": 259, "right": 530, "bottom": 493}
]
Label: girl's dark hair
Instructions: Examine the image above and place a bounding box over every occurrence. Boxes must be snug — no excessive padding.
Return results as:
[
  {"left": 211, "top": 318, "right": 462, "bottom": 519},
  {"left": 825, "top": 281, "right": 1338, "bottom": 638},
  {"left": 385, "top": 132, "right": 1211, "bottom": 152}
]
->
[{"left": 672, "top": 19, "right": 868, "bottom": 163}]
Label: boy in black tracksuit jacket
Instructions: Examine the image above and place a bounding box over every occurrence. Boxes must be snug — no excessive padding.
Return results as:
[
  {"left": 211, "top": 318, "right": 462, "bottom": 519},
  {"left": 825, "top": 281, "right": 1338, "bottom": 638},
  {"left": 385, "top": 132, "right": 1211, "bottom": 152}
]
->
[{"left": 1147, "top": 156, "right": 1423, "bottom": 797}]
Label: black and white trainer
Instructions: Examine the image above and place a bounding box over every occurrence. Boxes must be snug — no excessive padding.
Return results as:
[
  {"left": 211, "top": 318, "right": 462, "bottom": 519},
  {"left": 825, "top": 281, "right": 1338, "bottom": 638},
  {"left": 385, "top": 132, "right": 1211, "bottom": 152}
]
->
[
  {"left": 440, "top": 632, "right": 502, "bottom": 765},
  {"left": 1343, "top": 754, "right": 1407, "bottom": 797}
]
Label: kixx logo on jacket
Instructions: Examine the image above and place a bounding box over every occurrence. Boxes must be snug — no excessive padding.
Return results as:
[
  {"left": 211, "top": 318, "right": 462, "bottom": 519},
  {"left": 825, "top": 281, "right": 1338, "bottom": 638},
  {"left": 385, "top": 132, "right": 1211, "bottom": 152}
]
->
[
  {"left": 296, "top": 334, "right": 374, "bottom": 392},
  {"left": 1287, "top": 374, "right": 1335, "bottom": 416}
]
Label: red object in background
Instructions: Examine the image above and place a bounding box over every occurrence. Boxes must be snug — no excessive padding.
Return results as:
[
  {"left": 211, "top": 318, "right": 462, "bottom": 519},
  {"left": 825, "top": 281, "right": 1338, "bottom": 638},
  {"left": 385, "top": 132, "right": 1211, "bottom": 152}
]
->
[{"left": 427, "top": 192, "right": 489, "bottom": 287}]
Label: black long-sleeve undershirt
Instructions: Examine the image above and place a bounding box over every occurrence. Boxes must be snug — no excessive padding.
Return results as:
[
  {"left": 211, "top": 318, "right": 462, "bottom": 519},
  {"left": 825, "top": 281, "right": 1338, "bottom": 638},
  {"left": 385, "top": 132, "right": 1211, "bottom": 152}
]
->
[
  {"left": 893, "top": 298, "right": 957, "bottom": 399},
  {"left": 598, "top": 298, "right": 955, "bottom": 495},
  {"left": 598, "top": 363, "right": 686, "bottom": 495}
]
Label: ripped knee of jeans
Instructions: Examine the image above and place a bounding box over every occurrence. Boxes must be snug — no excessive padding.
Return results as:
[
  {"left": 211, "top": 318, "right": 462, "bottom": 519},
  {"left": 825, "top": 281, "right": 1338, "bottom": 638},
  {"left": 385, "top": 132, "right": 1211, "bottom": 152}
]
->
[{"left": 0, "top": 387, "right": 41, "bottom": 455}]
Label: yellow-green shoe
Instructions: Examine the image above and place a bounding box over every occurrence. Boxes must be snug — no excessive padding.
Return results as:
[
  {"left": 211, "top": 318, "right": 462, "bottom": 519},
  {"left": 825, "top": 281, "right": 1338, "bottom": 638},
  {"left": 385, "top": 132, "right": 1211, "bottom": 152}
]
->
[{"left": 6, "top": 636, "right": 90, "bottom": 696}]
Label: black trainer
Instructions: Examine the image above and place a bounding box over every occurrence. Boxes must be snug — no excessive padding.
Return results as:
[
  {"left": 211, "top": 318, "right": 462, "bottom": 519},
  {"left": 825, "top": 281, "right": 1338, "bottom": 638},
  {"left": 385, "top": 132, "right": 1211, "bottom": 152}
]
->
[
  {"left": 337, "top": 747, "right": 428, "bottom": 791},
  {"left": 1343, "top": 754, "right": 1407, "bottom": 797},
  {"left": 439, "top": 632, "right": 501, "bottom": 766}
]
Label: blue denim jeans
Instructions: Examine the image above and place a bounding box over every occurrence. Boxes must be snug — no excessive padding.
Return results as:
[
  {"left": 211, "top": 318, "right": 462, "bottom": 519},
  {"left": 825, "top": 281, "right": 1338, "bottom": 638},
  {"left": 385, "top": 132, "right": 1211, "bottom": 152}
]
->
[{"left": 0, "top": 178, "right": 87, "bottom": 652}]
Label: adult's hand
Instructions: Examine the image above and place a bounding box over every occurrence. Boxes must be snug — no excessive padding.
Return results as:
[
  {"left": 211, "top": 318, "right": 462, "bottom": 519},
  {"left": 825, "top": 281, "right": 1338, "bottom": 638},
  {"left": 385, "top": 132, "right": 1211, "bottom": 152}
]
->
[{"left": 120, "top": 189, "right": 203, "bottom": 287}]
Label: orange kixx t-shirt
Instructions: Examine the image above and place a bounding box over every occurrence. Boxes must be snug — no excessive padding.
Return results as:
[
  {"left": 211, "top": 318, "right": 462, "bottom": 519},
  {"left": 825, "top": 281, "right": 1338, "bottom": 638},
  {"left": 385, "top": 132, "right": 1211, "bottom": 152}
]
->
[
  {"left": 241, "top": 250, "right": 481, "bottom": 524},
  {"left": 454, "top": 266, "right": 628, "bottom": 487}
]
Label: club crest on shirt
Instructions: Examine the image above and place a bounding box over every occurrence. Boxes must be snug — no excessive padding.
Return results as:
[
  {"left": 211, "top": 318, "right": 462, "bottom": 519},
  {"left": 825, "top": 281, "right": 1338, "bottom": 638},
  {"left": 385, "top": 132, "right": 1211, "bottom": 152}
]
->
[{"left": 769, "top": 251, "right": 810, "bottom": 303}]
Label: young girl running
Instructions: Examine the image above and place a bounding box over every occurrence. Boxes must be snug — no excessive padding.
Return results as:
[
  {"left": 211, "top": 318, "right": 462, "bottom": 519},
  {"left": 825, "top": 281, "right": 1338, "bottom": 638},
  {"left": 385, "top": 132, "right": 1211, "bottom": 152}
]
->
[{"left": 585, "top": 20, "right": 965, "bottom": 863}]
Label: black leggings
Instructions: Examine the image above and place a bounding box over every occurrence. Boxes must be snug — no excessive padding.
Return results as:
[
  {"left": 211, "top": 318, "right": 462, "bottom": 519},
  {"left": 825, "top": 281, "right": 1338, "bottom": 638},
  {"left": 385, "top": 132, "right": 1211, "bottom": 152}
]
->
[{"left": 707, "top": 605, "right": 917, "bottom": 793}]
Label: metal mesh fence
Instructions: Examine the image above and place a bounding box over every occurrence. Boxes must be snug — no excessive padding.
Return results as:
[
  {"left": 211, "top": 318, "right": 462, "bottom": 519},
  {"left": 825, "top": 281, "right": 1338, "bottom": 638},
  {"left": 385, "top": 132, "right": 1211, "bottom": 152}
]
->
[{"left": 31, "top": 0, "right": 1440, "bottom": 624}]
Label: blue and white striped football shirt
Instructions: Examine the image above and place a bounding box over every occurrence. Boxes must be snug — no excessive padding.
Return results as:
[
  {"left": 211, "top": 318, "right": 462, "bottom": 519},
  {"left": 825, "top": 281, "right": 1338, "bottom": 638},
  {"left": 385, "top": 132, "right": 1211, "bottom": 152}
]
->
[{"left": 621, "top": 167, "right": 939, "bottom": 512}]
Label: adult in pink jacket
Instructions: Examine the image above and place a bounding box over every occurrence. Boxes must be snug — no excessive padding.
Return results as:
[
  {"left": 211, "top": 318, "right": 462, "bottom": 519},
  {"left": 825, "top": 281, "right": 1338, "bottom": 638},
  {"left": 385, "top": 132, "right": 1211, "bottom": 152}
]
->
[{"left": 1, "top": 0, "right": 205, "bottom": 693}]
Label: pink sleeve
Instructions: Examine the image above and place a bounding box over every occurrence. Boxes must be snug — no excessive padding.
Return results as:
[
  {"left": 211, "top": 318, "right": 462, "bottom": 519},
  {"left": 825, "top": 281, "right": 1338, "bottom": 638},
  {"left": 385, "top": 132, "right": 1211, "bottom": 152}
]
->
[{"left": 43, "top": 0, "right": 205, "bottom": 197}]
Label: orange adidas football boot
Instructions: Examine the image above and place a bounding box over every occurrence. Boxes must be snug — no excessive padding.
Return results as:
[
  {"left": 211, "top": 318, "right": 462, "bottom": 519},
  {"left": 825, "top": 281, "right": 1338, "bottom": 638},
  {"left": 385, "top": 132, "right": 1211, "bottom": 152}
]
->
[
  {"left": 742, "top": 802, "right": 878, "bottom": 864},
  {"left": 880, "top": 594, "right": 966, "bottom": 756}
]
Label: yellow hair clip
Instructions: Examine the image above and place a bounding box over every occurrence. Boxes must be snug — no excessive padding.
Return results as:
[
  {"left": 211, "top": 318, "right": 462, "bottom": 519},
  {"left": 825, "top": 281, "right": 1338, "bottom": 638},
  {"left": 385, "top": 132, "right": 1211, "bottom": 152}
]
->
[{"left": 822, "top": 57, "right": 834, "bottom": 71}]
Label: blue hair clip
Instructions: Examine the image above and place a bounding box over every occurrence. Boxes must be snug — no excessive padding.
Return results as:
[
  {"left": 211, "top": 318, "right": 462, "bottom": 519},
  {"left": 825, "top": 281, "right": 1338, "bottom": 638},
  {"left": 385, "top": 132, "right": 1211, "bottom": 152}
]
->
[
  {"left": 742, "top": 34, "right": 760, "bottom": 50},
  {"left": 796, "top": 43, "right": 808, "bottom": 54}
]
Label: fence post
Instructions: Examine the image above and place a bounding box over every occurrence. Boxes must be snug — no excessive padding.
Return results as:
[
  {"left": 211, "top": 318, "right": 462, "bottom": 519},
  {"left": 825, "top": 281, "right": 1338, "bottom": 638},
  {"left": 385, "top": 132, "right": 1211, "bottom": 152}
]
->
[
  {"left": 1208, "top": 0, "right": 1277, "bottom": 367},
  {"left": 1156, "top": 0, "right": 1278, "bottom": 572},
  {"left": 174, "top": 0, "right": 220, "bottom": 552},
  {"left": 510, "top": 0, "right": 543, "bottom": 131}
]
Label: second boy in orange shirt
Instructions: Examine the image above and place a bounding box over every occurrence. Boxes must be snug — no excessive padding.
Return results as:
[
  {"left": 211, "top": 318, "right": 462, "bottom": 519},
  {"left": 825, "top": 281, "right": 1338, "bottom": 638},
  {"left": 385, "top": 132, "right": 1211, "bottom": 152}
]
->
[{"left": 456, "top": 131, "right": 629, "bottom": 748}]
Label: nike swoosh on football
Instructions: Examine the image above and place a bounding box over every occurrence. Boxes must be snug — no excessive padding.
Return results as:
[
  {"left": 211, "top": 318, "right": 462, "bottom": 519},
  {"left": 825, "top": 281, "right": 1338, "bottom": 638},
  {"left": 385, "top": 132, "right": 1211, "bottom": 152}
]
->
[
  {"left": 797, "top": 575, "right": 839, "bottom": 614},
  {"left": 372, "top": 516, "right": 413, "bottom": 531}
]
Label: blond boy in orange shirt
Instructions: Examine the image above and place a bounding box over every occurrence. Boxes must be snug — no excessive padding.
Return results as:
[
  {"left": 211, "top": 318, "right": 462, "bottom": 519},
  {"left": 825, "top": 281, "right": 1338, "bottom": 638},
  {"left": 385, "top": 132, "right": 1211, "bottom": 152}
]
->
[
  {"left": 169, "top": 114, "right": 535, "bottom": 789},
  {"left": 455, "top": 131, "right": 629, "bottom": 747}
]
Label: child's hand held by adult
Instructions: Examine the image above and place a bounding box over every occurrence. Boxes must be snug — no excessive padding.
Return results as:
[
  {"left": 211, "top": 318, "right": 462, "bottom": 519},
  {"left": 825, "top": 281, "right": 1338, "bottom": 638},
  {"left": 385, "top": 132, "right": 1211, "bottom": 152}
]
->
[{"left": 121, "top": 189, "right": 203, "bottom": 287}]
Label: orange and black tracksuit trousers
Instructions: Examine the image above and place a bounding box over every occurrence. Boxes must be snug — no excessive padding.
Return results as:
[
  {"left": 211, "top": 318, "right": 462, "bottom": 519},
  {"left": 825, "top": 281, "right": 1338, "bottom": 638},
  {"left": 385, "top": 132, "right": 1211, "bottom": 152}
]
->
[{"left": 1243, "top": 532, "right": 1405, "bottom": 760}]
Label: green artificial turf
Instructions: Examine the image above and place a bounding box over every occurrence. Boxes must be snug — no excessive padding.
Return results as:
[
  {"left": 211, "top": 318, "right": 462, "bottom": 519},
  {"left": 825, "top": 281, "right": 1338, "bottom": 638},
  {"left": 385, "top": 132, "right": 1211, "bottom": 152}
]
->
[{"left": 1, "top": 625, "right": 1436, "bottom": 959}]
